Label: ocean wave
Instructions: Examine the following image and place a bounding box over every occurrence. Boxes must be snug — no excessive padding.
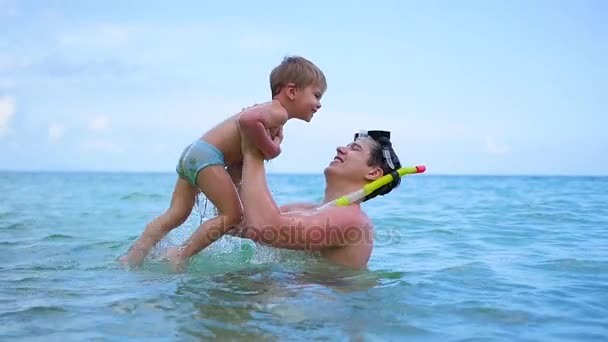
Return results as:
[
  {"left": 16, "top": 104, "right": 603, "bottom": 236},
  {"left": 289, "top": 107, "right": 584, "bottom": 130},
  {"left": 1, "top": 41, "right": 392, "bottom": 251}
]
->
[
  {"left": 120, "top": 192, "right": 164, "bottom": 201},
  {"left": 0, "top": 222, "right": 31, "bottom": 231},
  {"left": 0, "top": 305, "right": 69, "bottom": 318},
  {"left": 533, "top": 258, "right": 608, "bottom": 273},
  {"left": 41, "top": 234, "right": 75, "bottom": 241}
]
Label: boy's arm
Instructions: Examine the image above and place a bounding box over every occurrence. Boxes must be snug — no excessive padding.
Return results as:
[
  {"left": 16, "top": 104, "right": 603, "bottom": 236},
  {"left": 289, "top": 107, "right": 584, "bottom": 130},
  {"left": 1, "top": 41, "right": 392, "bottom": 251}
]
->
[{"left": 238, "top": 107, "right": 288, "bottom": 160}]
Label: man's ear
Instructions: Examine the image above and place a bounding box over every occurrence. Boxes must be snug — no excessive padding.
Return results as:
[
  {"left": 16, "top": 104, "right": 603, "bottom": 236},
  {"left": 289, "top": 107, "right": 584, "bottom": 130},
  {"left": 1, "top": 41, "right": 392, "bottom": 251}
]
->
[
  {"left": 285, "top": 83, "right": 297, "bottom": 100},
  {"left": 365, "top": 167, "right": 383, "bottom": 181}
]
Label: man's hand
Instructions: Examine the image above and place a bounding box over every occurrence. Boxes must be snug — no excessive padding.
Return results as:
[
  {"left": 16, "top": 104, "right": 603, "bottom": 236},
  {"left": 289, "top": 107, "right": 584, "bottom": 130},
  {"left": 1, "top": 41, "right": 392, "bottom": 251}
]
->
[
  {"left": 237, "top": 103, "right": 287, "bottom": 160},
  {"left": 239, "top": 122, "right": 265, "bottom": 159}
]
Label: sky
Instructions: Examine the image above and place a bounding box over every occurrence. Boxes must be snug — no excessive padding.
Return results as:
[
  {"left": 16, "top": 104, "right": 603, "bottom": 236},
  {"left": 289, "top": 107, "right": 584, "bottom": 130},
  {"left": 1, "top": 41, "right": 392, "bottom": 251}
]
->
[{"left": 0, "top": 0, "right": 606, "bottom": 175}]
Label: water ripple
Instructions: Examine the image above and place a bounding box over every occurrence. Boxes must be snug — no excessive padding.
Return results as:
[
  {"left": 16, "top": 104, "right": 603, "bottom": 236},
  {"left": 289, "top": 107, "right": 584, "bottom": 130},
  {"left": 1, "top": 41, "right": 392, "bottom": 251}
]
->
[
  {"left": 1, "top": 173, "right": 607, "bottom": 340},
  {"left": 120, "top": 192, "right": 163, "bottom": 200}
]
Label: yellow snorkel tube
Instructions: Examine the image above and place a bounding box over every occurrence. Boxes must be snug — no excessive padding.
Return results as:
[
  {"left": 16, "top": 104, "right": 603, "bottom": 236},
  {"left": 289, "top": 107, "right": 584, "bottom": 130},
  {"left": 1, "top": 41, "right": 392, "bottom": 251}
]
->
[{"left": 317, "top": 165, "right": 426, "bottom": 211}]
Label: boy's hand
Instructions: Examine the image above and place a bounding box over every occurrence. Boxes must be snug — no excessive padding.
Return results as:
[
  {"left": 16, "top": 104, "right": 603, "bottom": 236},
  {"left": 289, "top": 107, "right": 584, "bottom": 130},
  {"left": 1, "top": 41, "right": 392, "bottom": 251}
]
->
[
  {"left": 237, "top": 103, "right": 287, "bottom": 160},
  {"left": 270, "top": 126, "right": 284, "bottom": 146}
]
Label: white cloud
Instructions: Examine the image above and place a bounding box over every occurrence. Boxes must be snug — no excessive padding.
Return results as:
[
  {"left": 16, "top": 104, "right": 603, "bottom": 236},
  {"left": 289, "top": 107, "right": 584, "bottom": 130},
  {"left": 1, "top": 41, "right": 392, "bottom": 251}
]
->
[
  {"left": 0, "top": 96, "right": 16, "bottom": 136},
  {"left": 48, "top": 123, "right": 65, "bottom": 140},
  {"left": 0, "top": 78, "right": 16, "bottom": 88},
  {"left": 59, "top": 24, "right": 137, "bottom": 50},
  {"left": 485, "top": 136, "right": 510, "bottom": 155},
  {"left": 308, "top": 109, "right": 473, "bottom": 143},
  {"left": 0, "top": 55, "right": 32, "bottom": 72},
  {"left": 80, "top": 139, "right": 124, "bottom": 153},
  {"left": 0, "top": 0, "right": 19, "bottom": 17},
  {"left": 7, "top": 140, "right": 18, "bottom": 151},
  {"left": 239, "top": 32, "right": 281, "bottom": 50},
  {"left": 89, "top": 115, "right": 110, "bottom": 131}
]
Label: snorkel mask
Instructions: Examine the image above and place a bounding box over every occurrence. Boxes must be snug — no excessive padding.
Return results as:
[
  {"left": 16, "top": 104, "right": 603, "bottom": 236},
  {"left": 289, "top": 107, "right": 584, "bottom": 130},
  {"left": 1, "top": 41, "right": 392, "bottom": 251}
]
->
[
  {"left": 316, "top": 130, "right": 425, "bottom": 210},
  {"left": 354, "top": 130, "right": 402, "bottom": 198}
]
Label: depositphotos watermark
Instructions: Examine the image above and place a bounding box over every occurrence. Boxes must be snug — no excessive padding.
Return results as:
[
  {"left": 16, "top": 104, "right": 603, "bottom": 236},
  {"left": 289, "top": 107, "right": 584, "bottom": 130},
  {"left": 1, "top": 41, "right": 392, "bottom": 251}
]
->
[{"left": 212, "top": 217, "right": 409, "bottom": 248}]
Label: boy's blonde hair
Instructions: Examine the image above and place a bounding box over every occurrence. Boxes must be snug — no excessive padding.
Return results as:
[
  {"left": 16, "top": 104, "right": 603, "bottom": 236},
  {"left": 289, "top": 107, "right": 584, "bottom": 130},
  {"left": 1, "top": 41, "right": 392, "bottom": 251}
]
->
[{"left": 269, "top": 56, "right": 327, "bottom": 97}]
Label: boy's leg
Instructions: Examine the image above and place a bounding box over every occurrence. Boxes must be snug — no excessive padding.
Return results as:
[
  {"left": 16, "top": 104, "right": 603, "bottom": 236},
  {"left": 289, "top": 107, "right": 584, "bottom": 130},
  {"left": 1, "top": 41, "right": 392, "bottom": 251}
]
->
[
  {"left": 165, "top": 164, "right": 243, "bottom": 268},
  {"left": 224, "top": 162, "right": 243, "bottom": 236},
  {"left": 227, "top": 162, "right": 243, "bottom": 190},
  {"left": 119, "top": 177, "right": 198, "bottom": 266}
]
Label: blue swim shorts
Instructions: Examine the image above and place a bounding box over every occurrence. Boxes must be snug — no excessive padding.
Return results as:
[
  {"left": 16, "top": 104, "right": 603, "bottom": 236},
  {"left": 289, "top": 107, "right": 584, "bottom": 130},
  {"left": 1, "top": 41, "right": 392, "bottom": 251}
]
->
[{"left": 176, "top": 140, "right": 225, "bottom": 187}]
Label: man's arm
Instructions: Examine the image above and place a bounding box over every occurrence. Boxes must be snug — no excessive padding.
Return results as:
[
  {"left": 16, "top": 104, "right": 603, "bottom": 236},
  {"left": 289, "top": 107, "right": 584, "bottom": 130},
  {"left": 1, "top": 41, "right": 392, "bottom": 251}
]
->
[
  {"left": 238, "top": 105, "right": 288, "bottom": 160},
  {"left": 239, "top": 150, "right": 364, "bottom": 251},
  {"left": 279, "top": 202, "right": 318, "bottom": 213},
  {"left": 247, "top": 207, "right": 364, "bottom": 251},
  {"left": 227, "top": 202, "right": 317, "bottom": 238},
  {"left": 226, "top": 162, "right": 242, "bottom": 189}
]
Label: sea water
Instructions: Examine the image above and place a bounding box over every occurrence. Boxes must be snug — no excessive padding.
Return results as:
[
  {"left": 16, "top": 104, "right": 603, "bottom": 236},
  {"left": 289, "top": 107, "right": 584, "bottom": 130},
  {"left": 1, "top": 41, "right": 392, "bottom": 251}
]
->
[{"left": 1, "top": 172, "right": 607, "bottom": 340}]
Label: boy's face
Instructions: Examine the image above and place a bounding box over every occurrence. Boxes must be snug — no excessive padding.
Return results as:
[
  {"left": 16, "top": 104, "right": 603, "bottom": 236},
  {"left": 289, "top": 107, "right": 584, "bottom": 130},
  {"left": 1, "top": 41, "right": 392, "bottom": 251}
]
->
[{"left": 291, "top": 84, "right": 323, "bottom": 122}]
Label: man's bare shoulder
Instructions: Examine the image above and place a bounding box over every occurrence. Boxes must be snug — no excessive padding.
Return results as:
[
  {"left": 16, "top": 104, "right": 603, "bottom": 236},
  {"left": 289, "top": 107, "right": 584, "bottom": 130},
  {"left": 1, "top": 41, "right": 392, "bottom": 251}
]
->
[
  {"left": 332, "top": 205, "right": 373, "bottom": 239},
  {"left": 336, "top": 204, "right": 369, "bottom": 222},
  {"left": 311, "top": 204, "right": 371, "bottom": 230},
  {"left": 279, "top": 202, "right": 319, "bottom": 213}
]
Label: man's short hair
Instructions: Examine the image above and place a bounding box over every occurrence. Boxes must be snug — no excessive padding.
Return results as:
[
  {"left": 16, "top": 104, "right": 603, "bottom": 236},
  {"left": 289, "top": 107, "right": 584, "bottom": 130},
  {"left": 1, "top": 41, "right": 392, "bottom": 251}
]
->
[
  {"left": 357, "top": 131, "right": 402, "bottom": 202},
  {"left": 269, "top": 56, "right": 327, "bottom": 97}
]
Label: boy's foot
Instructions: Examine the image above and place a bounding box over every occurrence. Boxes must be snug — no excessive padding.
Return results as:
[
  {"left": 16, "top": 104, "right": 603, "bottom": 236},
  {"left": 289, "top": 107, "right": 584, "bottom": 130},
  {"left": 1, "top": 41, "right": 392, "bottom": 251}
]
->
[
  {"left": 117, "top": 253, "right": 141, "bottom": 267},
  {"left": 163, "top": 247, "right": 188, "bottom": 272},
  {"left": 117, "top": 247, "right": 145, "bottom": 267},
  {"left": 117, "top": 254, "right": 130, "bottom": 265}
]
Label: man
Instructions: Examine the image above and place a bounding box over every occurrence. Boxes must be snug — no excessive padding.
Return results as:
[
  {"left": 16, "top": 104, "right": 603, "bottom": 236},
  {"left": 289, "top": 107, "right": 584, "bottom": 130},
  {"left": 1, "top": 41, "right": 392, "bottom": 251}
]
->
[{"left": 233, "top": 129, "right": 404, "bottom": 269}]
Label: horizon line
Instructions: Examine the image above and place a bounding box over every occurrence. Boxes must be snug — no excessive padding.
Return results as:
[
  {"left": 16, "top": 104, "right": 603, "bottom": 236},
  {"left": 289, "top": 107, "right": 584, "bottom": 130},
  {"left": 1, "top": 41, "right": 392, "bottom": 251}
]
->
[{"left": 0, "top": 169, "right": 606, "bottom": 178}]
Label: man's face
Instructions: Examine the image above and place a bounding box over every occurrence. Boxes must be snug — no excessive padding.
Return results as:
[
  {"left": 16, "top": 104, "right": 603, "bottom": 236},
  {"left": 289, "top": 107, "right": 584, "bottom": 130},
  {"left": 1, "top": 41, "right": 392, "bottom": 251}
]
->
[{"left": 325, "top": 137, "right": 383, "bottom": 181}]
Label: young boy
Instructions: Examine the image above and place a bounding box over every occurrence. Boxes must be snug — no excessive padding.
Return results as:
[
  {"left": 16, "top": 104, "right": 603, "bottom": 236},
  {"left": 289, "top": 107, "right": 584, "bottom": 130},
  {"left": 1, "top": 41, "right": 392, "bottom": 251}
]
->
[{"left": 119, "top": 56, "right": 326, "bottom": 270}]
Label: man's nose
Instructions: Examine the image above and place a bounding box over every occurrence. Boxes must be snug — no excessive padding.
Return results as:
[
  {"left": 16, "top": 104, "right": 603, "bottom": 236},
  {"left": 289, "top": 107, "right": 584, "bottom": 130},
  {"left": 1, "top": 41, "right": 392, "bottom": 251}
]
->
[{"left": 336, "top": 146, "right": 347, "bottom": 154}]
